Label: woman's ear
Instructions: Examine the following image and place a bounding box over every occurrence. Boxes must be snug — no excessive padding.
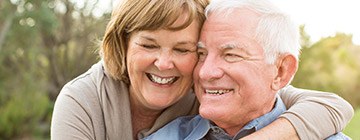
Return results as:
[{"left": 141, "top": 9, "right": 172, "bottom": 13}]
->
[{"left": 271, "top": 54, "right": 298, "bottom": 90}]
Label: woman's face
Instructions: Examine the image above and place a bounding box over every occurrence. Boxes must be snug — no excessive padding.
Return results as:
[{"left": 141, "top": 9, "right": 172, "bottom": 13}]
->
[{"left": 126, "top": 20, "right": 200, "bottom": 111}]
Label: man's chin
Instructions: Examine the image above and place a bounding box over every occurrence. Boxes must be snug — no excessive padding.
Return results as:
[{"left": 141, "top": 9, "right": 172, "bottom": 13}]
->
[{"left": 199, "top": 106, "right": 223, "bottom": 119}]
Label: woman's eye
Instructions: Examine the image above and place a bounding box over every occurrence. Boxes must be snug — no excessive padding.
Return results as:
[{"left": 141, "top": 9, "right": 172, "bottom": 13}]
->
[
  {"left": 135, "top": 43, "right": 158, "bottom": 49},
  {"left": 224, "top": 53, "right": 244, "bottom": 62},
  {"left": 142, "top": 44, "right": 158, "bottom": 49},
  {"left": 175, "top": 48, "right": 190, "bottom": 54}
]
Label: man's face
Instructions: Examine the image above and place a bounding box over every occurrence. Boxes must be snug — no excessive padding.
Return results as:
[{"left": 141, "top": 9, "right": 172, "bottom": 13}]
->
[{"left": 194, "top": 9, "right": 278, "bottom": 131}]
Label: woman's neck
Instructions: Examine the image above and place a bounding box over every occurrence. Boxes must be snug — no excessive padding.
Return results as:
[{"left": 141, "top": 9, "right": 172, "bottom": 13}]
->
[{"left": 129, "top": 91, "right": 163, "bottom": 139}]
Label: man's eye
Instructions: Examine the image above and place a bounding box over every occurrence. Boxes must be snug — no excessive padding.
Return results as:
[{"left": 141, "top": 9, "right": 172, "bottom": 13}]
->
[
  {"left": 197, "top": 51, "right": 207, "bottom": 61},
  {"left": 224, "top": 53, "right": 244, "bottom": 62}
]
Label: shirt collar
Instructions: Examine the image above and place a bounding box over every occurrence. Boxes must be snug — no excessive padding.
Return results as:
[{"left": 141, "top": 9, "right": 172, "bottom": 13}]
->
[
  {"left": 202, "top": 94, "right": 286, "bottom": 140},
  {"left": 243, "top": 94, "right": 286, "bottom": 131}
]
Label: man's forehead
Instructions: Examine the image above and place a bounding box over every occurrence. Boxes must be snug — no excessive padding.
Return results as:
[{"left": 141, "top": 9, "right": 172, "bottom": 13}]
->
[
  {"left": 202, "top": 16, "right": 234, "bottom": 31},
  {"left": 197, "top": 41, "right": 249, "bottom": 50},
  {"left": 203, "top": 8, "right": 260, "bottom": 30}
]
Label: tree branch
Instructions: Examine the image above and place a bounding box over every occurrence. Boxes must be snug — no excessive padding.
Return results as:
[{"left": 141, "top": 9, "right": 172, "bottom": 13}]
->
[{"left": 0, "top": 15, "right": 14, "bottom": 52}]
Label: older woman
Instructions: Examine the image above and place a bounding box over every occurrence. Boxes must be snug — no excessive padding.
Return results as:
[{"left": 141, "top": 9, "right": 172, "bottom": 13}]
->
[{"left": 50, "top": 0, "right": 353, "bottom": 140}]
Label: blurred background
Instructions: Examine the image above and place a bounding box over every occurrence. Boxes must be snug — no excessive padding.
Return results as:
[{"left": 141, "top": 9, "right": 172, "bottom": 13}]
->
[{"left": 0, "top": 0, "right": 359, "bottom": 139}]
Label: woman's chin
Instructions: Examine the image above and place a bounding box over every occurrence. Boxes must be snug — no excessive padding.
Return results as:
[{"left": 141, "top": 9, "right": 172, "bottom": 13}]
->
[{"left": 146, "top": 99, "right": 175, "bottom": 111}]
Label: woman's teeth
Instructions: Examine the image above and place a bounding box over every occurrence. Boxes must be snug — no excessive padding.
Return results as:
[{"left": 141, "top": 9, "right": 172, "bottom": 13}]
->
[
  {"left": 148, "top": 74, "right": 177, "bottom": 84},
  {"left": 205, "top": 89, "right": 232, "bottom": 95}
]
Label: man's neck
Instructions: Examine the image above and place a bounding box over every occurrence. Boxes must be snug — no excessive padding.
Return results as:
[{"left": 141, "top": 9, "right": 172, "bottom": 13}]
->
[{"left": 213, "top": 98, "right": 277, "bottom": 137}]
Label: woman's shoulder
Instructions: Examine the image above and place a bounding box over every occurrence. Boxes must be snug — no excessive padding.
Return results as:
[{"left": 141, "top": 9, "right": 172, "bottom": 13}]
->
[
  {"left": 61, "top": 62, "right": 104, "bottom": 96},
  {"left": 53, "top": 61, "right": 132, "bottom": 139},
  {"left": 58, "top": 61, "right": 129, "bottom": 106}
]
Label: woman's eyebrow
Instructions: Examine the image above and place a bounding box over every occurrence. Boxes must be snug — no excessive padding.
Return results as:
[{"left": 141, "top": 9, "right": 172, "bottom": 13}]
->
[
  {"left": 140, "top": 35, "right": 156, "bottom": 42},
  {"left": 177, "top": 41, "right": 197, "bottom": 46}
]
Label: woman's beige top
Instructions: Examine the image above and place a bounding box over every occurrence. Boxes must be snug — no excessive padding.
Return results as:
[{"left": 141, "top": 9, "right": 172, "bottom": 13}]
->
[{"left": 51, "top": 62, "right": 353, "bottom": 140}]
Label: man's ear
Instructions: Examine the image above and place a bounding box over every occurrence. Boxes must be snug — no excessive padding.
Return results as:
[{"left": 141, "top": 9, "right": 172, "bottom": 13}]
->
[{"left": 271, "top": 54, "right": 298, "bottom": 90}]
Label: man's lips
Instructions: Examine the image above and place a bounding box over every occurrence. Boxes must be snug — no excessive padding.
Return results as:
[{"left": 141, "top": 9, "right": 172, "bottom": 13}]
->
[{"left": 203, "top": 88, "right": 234, "bottom": 95}]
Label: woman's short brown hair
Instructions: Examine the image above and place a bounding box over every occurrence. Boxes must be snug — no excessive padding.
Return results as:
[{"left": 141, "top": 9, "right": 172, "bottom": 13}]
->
[{"left": 100, "top": 0, "right": 209, "bottom": 83}]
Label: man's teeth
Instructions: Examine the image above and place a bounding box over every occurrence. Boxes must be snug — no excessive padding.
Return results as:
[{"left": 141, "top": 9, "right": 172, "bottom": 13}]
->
[
  {"left": 205, "top": 89, "right": 232, "bottom": 95},
  {"left": 150, "top": 74, "right": 175, "bottom": 84}
]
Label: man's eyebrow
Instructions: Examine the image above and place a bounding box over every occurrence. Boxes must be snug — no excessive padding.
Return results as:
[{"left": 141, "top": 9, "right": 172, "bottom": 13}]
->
[
  {"left": 220, "top": 43, "right": 252, "bottom": 55},
  {"left": 220, "top": 43, "right": 237, "bottom": 49},
  {"left": 197, "top": 42, "right": 205, "bottom": 48}
]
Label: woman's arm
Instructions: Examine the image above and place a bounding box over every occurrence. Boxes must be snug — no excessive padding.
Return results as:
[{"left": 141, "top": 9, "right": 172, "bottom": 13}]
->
[
  {"left": 241, "top": 85, "right": 354, "bottom": 140},
  {"left": 51, "top": 85, "right": 97, "bottom": 140},
  {"left": 240, "top": 117, "right": 299, "bottom": 140}
]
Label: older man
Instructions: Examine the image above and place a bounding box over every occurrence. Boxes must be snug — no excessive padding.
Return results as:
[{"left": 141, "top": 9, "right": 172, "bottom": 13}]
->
[{"left": 144, "top": 0, "right": 350, "bottom": 139}]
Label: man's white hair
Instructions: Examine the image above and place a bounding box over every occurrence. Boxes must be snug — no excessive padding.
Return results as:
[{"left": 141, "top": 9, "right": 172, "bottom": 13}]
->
[{"left": 205, "top": 0, "right": 301, "bottom": 64}]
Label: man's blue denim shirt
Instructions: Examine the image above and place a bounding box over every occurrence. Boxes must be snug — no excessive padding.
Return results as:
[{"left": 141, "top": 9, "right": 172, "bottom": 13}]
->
[{"left": 143, "top": 95, "right": 350, "bottom": 140}]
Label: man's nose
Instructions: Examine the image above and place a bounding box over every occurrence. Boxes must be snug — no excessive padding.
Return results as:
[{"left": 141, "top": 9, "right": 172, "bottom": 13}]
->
[
  {"left": 154, "top": 51, "right": 175, "bottom": 71},
  {"left": 198, "top": 57, "right": 224, "bottom": 81}
]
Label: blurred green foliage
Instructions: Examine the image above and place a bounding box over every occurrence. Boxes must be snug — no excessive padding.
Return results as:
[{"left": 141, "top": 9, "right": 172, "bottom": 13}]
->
[
  {"left": 292, "top": 26, "right": 360, "bottom": 108},
  {"left": 344, "top": 108, "right": 360, "bottom": 140},
  {"left": 0, "top": 0, "right": 359, "bottom": 139},
  {"left": 0, "top": 0, "right": 108, "bottom": 139}
]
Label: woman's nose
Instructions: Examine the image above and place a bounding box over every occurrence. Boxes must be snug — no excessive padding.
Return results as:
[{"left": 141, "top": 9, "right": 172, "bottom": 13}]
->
[{"left": 154, "top": 51, "right": 175, "bottom": 71}]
